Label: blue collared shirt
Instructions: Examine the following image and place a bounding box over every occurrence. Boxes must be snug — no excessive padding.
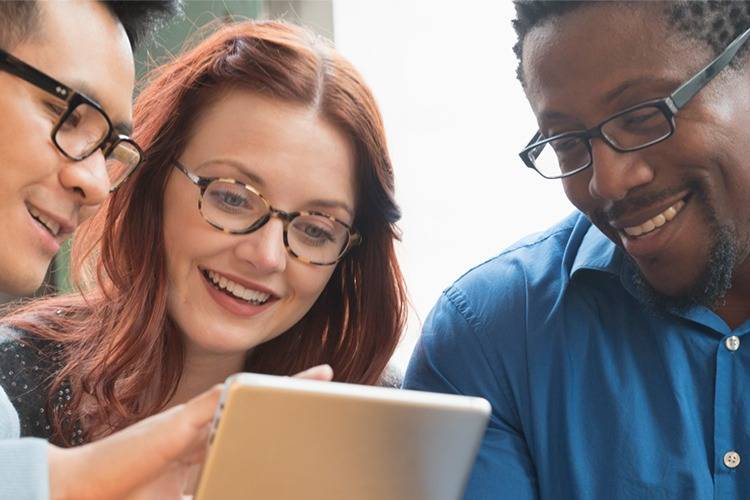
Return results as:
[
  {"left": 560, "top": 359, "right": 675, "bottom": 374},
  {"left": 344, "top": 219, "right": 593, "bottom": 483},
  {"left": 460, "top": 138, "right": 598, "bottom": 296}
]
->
[{"left": 404, "top": 211, "right": 750, "bottom": 500}]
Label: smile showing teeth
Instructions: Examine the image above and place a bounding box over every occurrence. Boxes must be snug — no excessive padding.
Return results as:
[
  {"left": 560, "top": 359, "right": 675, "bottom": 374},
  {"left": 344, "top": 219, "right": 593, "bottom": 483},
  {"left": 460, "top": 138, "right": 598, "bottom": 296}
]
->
[
  {"left": 205, "top": 270, "right": 272, "bottom": 305},
  {"left": 623, "top": 200, "right": 685, "bottom": 238},
  {"left": 28, "top": 206, "right": 61, "bottom": 237}
]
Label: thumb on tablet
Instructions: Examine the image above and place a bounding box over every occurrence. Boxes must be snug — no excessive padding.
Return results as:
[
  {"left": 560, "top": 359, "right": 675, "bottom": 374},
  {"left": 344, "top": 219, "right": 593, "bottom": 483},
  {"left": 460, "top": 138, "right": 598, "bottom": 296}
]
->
[{"left": 293, "top": 364, "right": 334, "bottom": 381}]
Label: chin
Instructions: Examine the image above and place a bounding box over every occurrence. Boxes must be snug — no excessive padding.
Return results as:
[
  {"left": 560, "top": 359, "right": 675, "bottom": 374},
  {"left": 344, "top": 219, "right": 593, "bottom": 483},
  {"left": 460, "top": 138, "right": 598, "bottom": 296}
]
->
[
  {"left": 184, "top": 327, "right": 261, "bottom": 356},
  {"left": 0, "top": 268, "right": 47, "bottom": 297},
  {"left": 629, "top": 256, "right": 734, "bottom": 312},
  {"left": 642, "top": 270, "right": 696, "bottom": 298}
]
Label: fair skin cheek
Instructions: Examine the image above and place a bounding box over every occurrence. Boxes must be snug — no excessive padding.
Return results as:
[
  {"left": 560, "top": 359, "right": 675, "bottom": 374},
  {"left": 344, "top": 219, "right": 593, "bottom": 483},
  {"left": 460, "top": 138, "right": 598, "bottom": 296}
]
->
[
  {"left": 0, "top": 0, "right": 134, "bottom": 296},
  {"left": 161, "top": 89, "right": 356, "bottom": 406}
]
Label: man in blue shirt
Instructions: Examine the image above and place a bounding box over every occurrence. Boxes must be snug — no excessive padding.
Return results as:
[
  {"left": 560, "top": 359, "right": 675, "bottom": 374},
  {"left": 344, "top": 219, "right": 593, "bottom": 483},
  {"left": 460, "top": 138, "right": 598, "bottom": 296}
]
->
[{"left": 404, "top": 2, "right": 750, "bottom": 499}]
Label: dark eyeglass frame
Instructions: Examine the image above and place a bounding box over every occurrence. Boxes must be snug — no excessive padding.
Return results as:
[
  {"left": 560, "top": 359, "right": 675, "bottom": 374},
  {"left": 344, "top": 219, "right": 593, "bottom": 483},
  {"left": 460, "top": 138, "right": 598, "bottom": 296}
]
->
[
  {"left": 0, "top": 48, "right": 143, "bottom": 191},
  {"left": 173, "top": 160, "right": 362, "bottom": 266},
  {"left": 519, "top": 26, "right": 750, "bottom": 179}
]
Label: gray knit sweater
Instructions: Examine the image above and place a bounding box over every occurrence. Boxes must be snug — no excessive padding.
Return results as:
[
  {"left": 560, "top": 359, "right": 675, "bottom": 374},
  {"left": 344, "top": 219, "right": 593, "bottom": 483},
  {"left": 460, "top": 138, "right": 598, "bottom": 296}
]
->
[
  {"left": 0, "top": 325, "right": 49, "bottom": 499},
  {"left": 0, "top": 387, "right": 49, "bottom": 499}
]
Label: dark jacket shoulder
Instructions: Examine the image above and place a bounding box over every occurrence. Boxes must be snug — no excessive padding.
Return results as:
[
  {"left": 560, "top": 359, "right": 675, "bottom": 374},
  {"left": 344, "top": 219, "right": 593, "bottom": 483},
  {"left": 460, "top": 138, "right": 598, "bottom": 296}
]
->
[{"left": 0, "top": 326, "right": 62, "bottom": 439}]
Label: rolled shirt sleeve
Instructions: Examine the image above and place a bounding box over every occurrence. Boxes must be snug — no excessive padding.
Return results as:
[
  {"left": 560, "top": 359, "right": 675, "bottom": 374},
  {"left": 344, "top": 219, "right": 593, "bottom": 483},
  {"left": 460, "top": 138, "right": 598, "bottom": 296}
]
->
[{"left": 404, "top": 285, "right": 538, "bottom": 500}]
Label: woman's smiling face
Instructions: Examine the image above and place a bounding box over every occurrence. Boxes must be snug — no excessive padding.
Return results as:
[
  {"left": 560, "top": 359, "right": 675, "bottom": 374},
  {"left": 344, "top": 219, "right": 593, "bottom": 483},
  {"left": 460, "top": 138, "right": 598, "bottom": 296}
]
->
[{"left": 162, "top": 89, "right": 356, "bottom": 359}]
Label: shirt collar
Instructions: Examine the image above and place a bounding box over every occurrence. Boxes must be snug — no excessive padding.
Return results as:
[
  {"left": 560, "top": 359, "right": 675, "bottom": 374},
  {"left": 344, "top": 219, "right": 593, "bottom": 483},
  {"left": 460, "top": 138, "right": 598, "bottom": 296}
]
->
[
  {"left": 567, "top": 214, "right": 749, "bottom": 334},
  {"left": 569, "top": 216, "right": 622, "bottom": 278}
]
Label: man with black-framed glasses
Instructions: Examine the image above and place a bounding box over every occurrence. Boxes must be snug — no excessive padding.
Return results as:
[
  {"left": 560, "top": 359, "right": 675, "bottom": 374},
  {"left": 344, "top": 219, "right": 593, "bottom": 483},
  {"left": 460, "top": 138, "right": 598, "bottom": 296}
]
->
[
  {"left": 405, "top": 2, "right": 750, "bottom": 499},
  {"left": 0, "top": 2, "right": 233, "bottom": 499},
  {"left": 0, "top": 48, "right": 144, "bottom": 192}
]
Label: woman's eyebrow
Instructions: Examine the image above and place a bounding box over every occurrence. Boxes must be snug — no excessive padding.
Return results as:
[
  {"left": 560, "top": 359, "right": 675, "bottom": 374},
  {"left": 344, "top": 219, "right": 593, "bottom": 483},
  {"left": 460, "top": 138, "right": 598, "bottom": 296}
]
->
[
  {"left": 197, "top": 158, "right": 353, "bottom": 218},
  {"left": 306, "top": 199, "right": 354, "bottom": 219},
  {"left": 196, "top": 158, "right": 266, "bottom": 188}
]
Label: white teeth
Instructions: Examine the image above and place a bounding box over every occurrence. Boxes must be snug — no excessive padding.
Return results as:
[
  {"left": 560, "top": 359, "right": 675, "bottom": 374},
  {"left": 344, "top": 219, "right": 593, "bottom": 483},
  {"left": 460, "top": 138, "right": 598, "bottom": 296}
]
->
[
  {"left": 28, "top": 206, "right": 61, "bottom": 236},
  {"left": 623, "top": 200, "right": 685, "bottom": 237},
  {"left": 205, "top": 270, "right": 271, "bottom": 305}
]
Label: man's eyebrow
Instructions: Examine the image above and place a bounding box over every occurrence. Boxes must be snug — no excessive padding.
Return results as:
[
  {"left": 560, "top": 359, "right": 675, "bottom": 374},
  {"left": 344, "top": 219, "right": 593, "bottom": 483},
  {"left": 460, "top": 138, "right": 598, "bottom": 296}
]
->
[
  {"left": 70, "top": 81, "right": 101, "bottom": 105},
  {"left": 538, "top": 109, "right": 573, "bottom": 123},
  {"left": 600, "top": 76, "right": 676, "bottom": 105},
  {"left": 112, "top": 121, "right": 133, "bottom": 136},
  {"left": 70, "top": 81, "right": 132, "bottom": 135},
  {"left": 538, "top": 76, "right": 679, "bottom": 125}
]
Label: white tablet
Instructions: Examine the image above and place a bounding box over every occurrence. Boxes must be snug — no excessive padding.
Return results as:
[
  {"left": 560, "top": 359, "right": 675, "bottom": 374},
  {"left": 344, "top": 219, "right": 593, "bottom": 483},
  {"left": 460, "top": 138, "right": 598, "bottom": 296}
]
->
[{"left": 194, "top": 373, "right": 490, "bottom": 500}]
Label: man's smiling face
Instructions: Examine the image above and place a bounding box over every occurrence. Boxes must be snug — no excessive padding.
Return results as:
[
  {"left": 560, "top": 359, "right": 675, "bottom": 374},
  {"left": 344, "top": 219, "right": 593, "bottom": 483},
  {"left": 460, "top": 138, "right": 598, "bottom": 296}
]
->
[
  {"left": 522, "top": 3, "right": 750, "bottom": 309},
  {"left": 0, "top": 0, "right": 134, "bottom": 295}
]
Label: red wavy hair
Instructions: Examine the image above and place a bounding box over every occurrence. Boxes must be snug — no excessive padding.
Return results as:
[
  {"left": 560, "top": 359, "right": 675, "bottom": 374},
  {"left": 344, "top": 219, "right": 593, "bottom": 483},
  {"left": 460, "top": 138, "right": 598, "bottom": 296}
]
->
[{"left": 4, "top": 21, "right": 407, "bottom": 446}]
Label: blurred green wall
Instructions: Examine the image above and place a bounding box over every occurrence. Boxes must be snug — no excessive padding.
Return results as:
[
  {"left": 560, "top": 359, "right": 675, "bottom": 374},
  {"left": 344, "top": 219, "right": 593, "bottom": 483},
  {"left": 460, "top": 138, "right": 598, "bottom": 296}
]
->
[{"left": 135, "top": 1, "right": 263, "bottom": 80}]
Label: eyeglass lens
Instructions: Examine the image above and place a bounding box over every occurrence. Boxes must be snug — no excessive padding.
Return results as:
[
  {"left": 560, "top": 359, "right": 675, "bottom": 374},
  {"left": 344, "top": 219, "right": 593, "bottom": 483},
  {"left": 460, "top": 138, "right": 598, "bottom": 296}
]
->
[
  {"left": 533, "top": 104, "right": 672, "bottom": 178},
  {"left": 105, "top": 140, "right": 142, "bottom": 189},
  {"left": 54, "top": 102, "right": 141, "bottom": 188},
  {"left": 54, "top": 102, "right": 109, "bottom": 158},
  {"left": 201, "top": 180, "right": 351, "bottom": 263}
]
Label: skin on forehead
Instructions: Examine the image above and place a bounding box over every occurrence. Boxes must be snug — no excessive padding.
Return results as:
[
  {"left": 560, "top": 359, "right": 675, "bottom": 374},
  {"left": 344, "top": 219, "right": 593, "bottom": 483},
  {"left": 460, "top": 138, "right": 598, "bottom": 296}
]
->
[{"left": 13, "top": 0, "right": 135, "bottom": 128}]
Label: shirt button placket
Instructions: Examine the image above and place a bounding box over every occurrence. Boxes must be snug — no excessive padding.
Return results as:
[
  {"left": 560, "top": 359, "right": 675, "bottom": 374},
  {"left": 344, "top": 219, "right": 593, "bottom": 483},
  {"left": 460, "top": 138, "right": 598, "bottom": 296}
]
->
[{"left": 714, "top": 333, "right": 743, "bottom": 496}]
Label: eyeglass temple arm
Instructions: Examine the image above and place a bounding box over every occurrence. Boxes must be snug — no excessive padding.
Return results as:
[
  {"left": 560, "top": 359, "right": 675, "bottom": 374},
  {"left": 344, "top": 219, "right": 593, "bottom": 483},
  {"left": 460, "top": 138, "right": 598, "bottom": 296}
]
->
[
  {"left": 0, "top": 50, "right": 73, "bottom": 102},
  {"left": 525, "top": 130, "right": 545, "bottom": 148},
  {"left": 173, "top": 160, "right": 203, "bottom": 186},
  {"left": 670, "top": 26, "right": 750, "bottom": 110}
]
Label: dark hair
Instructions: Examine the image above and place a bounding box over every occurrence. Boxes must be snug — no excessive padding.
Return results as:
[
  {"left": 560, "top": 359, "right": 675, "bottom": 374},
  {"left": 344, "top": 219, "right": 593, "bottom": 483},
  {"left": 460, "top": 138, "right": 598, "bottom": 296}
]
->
[
  {"left": 0, "top": 1, "right": 38, "bottom": 48},
  {"left": 4, "top": 20, "right": 407, "bottom": 446},
  {"left": 104, "top": 1, "right": 182, "bottom": 49},
  {"left": 0, "top": 0, "right": 180, "bottom": 49},
  {"left": 512, "top": 0, "right": 750, "bottom": 82}
]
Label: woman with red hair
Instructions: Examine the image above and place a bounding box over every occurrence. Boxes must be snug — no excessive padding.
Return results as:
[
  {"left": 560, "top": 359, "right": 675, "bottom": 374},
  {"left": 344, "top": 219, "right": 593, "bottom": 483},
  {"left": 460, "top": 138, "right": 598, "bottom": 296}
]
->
[{"left": 0, "top": 20, "right": 407, "bottom": 447}]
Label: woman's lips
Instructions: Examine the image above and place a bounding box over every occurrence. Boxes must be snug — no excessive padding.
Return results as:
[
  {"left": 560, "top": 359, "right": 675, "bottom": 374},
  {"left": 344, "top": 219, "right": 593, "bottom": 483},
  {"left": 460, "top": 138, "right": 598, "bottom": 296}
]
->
[{"left": 201, "top": 269, "right": 276, "bottom": 317}]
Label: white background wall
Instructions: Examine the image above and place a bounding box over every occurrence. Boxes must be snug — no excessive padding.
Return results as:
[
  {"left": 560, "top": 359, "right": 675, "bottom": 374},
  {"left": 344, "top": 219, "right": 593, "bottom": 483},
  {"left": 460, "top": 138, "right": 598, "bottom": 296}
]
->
[{"left": 332, "top": 0, "right": 575, "bottom": 370}]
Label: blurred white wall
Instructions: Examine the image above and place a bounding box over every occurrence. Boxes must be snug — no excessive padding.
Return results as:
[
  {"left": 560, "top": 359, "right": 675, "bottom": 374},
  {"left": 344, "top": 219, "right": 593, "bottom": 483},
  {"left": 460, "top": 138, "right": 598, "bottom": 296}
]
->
[{"left": 332, "top": 0, "right": 576, "bottom": 370}]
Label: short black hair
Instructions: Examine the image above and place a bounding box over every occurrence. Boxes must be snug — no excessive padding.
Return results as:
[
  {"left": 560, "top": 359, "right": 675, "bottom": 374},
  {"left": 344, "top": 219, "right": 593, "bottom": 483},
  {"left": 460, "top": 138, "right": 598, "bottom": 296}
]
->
[
  {"left": 512, "top": 0, "right": 750, "bottom": 83},
  {"left": 104, "top": 1, "right": 182, "bottom": 49},
  {"left": 0, "top": 2, "right": 39, "bottom": 49},
  {"left": 0, "top": 0, "right": 181, "bottom": 50}
]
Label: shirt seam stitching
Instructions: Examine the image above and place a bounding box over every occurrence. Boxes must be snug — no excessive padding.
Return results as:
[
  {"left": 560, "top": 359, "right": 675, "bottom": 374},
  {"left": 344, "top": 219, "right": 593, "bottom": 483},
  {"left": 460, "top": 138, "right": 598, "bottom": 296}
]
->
[{"left": 443, "top": 286, "right": 527, "bottom": 429}]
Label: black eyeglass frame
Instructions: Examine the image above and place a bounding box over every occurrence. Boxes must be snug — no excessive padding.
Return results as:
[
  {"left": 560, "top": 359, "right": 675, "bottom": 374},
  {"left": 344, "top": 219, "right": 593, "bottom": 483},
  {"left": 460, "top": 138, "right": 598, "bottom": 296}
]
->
[
  {"left": 0, "top": 48, "right": 143, "bottom": 191},
  {"left": 173, "top": 160, "right": 362, "bottom": 266},
  {"left": 519, "top": 26, "right": 750, "bottom": 179}
]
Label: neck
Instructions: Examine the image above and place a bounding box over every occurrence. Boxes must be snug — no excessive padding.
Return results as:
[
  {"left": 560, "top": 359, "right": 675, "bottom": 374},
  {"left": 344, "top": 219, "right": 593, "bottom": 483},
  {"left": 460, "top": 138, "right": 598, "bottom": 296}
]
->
[
  {"left": 715, "top": 260, "right": 750, "bottom": 330},
  {"left": 166, "top": 344, "right": 247, "bottom": 409}
]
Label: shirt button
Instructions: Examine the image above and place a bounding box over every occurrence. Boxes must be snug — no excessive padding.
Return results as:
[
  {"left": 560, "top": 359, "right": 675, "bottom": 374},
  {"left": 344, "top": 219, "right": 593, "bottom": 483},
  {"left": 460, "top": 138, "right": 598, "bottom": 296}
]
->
[
  {"left": 725, "top": 336, "right": 741, "bottom": 352},
  {"left": 724, "top": 451, "right": 741, "bottom": 469}
]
